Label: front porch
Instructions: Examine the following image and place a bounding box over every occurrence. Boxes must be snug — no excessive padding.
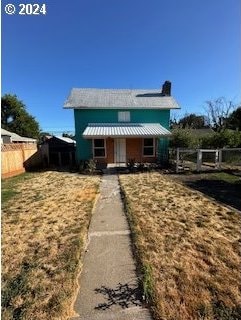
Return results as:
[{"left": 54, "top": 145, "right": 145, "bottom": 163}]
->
[
  {"left": 82, "top": 123, "right": 171, "bottom": 165},
  {"left": 92, "top": 137, "right": 159, "bottom": 165}
]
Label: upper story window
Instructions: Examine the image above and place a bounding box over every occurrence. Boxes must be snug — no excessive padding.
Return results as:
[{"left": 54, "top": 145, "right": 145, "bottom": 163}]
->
[{"left": 118, "top": 111, "right": 130, "bottom": 122}]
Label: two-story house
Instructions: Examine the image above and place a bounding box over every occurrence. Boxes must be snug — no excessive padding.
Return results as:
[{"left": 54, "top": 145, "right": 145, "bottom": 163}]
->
[{"left": 64, "top": 81, "right": 180, "bottom": 166}]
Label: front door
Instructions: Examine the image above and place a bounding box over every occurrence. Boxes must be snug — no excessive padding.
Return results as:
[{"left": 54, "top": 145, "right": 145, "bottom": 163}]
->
[{"left": 114, "top": 138, "right": 126, "bottom": 163}]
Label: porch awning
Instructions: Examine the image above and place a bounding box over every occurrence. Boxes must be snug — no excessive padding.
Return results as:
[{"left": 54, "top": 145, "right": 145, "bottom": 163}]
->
[{"left": 82, "top": 123, "right": 171, "bottom": 138}]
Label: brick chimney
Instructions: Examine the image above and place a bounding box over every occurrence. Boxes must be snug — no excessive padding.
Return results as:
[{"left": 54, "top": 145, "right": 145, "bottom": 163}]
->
[{"left": 161, "top": 81, "right": 171, "bottom": 96}]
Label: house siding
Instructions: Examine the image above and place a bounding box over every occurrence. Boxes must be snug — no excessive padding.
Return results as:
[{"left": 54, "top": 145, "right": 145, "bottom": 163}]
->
[
  {"left": 74, "top": 109, "right": 170, "bottom": 162},
  {"left": 126, "top": 138, "right": 157, "bottom": 162}
]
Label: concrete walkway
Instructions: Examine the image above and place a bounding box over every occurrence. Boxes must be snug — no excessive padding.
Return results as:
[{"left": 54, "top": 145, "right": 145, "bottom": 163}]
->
[{"left": 71, "top": 174, "right": 152, "bottom": 320}]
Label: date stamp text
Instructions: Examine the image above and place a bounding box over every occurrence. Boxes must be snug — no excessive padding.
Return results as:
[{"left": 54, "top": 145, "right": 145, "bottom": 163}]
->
[{"left": 4, "top": 3, "right": 47, "bottom": 15}]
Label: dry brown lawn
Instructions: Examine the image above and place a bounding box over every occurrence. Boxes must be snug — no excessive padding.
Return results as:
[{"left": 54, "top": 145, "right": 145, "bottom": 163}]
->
[
  {"left": 2, "top": 171, "right": 100, "bottom": 320},
  {"left": 119, "top": 172, "right": 241, "bottom": 320}
]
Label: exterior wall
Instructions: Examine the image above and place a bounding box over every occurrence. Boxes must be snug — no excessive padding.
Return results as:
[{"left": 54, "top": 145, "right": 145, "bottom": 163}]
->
[
  {"left": 92, "top": 138, "right": 158, "bottom": 164},
  {"left": 93, "top": 138, "right": 114, "bottom": 164},
  {"left": 106, "top": 138, "right": 114, "bottom": 163},
  {"left": 1, "top": 135, "right": 11, "bottom": 144},
  {"left": 126, "top": 138, "right": 157, "bottom": 163},
  {"left": 74, "top": 109, "right": 170, "bottom": 162}
]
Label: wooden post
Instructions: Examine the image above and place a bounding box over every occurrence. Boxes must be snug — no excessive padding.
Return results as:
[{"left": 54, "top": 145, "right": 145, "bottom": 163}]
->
[
  {"left": 215, "top": 150, "right": 219, "bottom": 169},
  {"left": 218, "top": 149, "right": 222, "bottom": 169},
  {"left": 197, "top": 149, "right": 202, "bottom": 172},
  {"left": 176, "top": 148, "right": 179, "bottom": 173}
]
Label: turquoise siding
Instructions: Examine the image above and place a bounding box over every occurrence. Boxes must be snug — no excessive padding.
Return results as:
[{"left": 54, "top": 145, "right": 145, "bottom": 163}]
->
[{"left": 74, "top": 109, "right": 170, "bottom": 162}]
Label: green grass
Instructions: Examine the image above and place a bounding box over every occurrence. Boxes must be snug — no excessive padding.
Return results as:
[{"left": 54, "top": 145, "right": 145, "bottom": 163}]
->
[
  {"left": 1, "top": 173, "right": 34, "bottom": 206},
  {"left": 210, "top": 172, "right": 240, "bottom": 184}
]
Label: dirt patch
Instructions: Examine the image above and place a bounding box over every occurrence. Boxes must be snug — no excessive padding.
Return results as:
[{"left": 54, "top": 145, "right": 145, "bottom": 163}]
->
[
  {"left": 119, "top": 172, "right": 241, "bottom": 320},
  {"left": 170, "top": 172, "right": 241, "bottom": 211},
  {"left": 2, "top": 171, "right": 100, "bottom": 320}
]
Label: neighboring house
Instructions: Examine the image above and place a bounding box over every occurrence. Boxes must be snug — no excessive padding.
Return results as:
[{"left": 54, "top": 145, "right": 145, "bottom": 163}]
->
[
  {"left": 1, "top": 129, "right": 11, "bottom": 144},
  {"left": 1, "top": 128, "right": 38, "bottom": 178},
  {"left": 40, "top": 135, "right": 76, "bottom": 167},
  {"left": 1, "top": 128, "right": 37, "bottom": 144},
  {"left": 64, "top": 81, "right": 180, "bottom": 165}
]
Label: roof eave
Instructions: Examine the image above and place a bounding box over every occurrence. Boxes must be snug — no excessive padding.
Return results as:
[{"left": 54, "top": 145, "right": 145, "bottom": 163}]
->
[
  {"left": 83, "top": 133, "right": 172, "bottom": 139},
  {"left": 64, "top": 105, "right": 180, "bottom": 110}
]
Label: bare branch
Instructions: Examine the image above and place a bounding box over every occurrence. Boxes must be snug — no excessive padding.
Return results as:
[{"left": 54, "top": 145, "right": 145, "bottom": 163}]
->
[{"left": 204, "top": 97, "right": 235, "bottom": 131}]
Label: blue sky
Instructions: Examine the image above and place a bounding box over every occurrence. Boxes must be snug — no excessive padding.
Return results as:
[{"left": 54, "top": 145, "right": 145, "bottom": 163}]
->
[{"left": 2, "top": 0, "right": 240, "bottom": 135}]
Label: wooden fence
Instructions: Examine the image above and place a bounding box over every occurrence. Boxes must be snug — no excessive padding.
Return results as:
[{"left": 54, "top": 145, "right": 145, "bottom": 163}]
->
[
  {"left": 1, "top": 143, "right": 39, "bottom": 178},
  {"left": 170, "top": 148, "right": 241, "bottom": 173}
]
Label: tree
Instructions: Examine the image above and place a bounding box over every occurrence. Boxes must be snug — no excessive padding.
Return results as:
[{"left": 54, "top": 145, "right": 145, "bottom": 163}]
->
[
  {"left": 205, "top": 97, "right": 235, "bottom": 132},
  {"left": 226, "top": 107, "right": 241, "bottom": 131},
  {"left": 178, "top": 113, "right": 208, "bottom": 129},
  {"left": 169, "top": 129, "right": 198, "bottom": 148},
  {"left": 201, "top": 130, "right": 241, "bottom": 148},
  {"left": 62, "top": 132, "right": 75, "bottom": 139},
  {"left": 1, "top": 94, "right": 40, "bottom": 138}
]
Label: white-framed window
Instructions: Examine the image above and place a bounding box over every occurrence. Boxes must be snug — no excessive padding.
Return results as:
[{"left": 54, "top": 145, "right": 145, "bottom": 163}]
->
[
  {"left": 118, "top": 111, "right": 130, "bottom": 122},
  {"left": 143, "top": 138, "right": 155, "bottom": 157},
  {"left": 93, "top": 139, "right": 106, "bottom": 158}
]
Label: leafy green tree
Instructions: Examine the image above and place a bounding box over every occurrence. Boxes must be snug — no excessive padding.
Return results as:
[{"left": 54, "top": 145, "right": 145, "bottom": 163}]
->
[
  {"left": 169, "top": 129, "right": 198, "bottom": 148},
  {"left": 226, "top": 107, "right": 241, "bottom": 131},
  {"left": 179, "top": 113, "right": 208, "bottom": 129},
  {"left": 200, "top": 130, "right": 241, "bottom": 148},
  {"left": 1, "top": 94, "right": 40, "bottom": 138},
  {"left": 62, "top": 132, "right": 75, "bottom": 139}
]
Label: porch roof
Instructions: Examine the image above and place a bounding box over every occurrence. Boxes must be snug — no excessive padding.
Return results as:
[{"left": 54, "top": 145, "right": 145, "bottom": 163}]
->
[{"left": 82, "top": 123, "right": 171, "bottom": 138}]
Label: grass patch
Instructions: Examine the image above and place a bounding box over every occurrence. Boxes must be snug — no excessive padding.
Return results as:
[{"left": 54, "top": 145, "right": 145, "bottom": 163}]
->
[
  {"left": 1, "top": 173, "right": 33, "bottom": 205},
  {"left": 210, "top": 172, "right": 240, "bottom": 184},
  {"left": 2, "top": 171, "right": 100, "bottom": 320},
  {"left": 119, "top": 172, "right": 241, "bottom": 320}
]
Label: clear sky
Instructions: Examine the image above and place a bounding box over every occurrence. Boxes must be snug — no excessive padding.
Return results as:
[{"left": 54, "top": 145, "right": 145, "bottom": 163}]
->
[{"left": 2, "top": 0, "right": 240, "bottom": 135}]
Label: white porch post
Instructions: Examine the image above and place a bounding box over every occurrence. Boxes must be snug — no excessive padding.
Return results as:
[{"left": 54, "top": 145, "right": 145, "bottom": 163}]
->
[
  {"left": 218, "top": 149, "right": 222, "bottom": 169},
  {"left": 215, "top": 149, "right": 219, "bottom": 169},
  {"left": 197, "top": 149, "right": 202, "bottom": 171}
]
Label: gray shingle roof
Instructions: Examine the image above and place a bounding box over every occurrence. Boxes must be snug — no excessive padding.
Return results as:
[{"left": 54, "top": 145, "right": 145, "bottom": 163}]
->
[
  {"left": 83, "top": 123, "right": 171, "bottom": 138},
  {"left": 64, "top": 88, "right": 180, "bottom": 109}
]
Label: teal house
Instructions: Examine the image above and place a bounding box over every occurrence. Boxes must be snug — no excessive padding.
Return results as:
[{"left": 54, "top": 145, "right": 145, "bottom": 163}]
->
[{"left": 64, "top": 81, "right": 180, "bottom": 166}]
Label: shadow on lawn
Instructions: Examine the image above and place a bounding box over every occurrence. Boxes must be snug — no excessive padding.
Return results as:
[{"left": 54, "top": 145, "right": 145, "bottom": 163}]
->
[
  {"left": 94, "top": 282, "right": 142, "bottom": 310},
  {"left": 183, "top": 178, "right": 241, "bottom": 211}
]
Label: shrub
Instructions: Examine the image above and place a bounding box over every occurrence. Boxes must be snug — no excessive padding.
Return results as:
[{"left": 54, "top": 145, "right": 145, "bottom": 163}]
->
[
  {"left": 171, "top": 129, "right": 241, "bottom": 149},
  {"left": 200, "top": 130, "right": 241, "bottom": 148},
  {"left": 170, "top": 129, "right": 198, "bottom": 148},
  {"left": 79, "top": 159, "right": 97, "bottom": 174}
]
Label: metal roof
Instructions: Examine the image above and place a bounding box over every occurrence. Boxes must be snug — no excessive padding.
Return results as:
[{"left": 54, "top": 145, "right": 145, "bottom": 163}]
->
[
  {"left": 1, "top": 128, "right": 37, "bottom": 142},
  {"left": 56, "top": 136, "right": 76, "bottom": 144},
  {"left": 64, "top": 88, "right": 180, "bottom": 109},
  {"left": 1, "top": 128, "right": 11, "bottom": 136},
  {"left": 83, "top": 123, "right": 171, "bottom": 138}
]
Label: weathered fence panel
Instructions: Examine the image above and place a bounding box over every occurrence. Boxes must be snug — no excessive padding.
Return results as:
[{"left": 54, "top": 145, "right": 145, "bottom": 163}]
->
[
  {"left": 1, "top": 143, "right": 38, "bottom": 178},
  {"left": 169, "top": 147, "right": 241, "bottom": 173}
]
